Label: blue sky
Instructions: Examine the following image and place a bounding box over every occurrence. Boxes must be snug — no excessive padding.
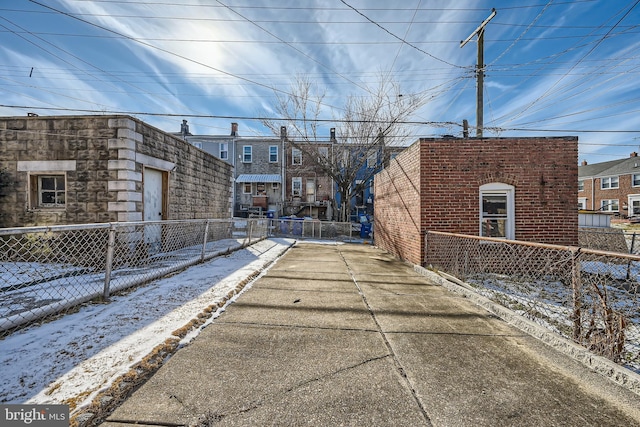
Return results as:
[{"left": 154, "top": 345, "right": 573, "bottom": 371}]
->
[{"left": 1, "top": 0, "right": 639, "bottom": 164}]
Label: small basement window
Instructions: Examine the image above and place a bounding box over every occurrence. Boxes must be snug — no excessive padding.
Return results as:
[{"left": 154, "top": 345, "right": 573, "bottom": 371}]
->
[{"left": 31, "top": 174, "right": 66, "bottom": 208}]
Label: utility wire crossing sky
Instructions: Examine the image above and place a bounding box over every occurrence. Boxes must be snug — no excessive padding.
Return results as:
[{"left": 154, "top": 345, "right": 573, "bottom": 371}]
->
[{"left": 1, "top": 0, "right": 640, "bottom": 163}]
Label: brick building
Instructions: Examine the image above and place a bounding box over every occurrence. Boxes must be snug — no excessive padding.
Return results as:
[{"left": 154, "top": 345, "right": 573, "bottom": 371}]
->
[
  {"left": 578, "top": 152, "right": 640, "bottom": 217},
  {"left": 374, "top": 136, "right": 578, "bottom": 265},
  {"left": 0, "top": 115, "right": 233, "bottom": 228}
]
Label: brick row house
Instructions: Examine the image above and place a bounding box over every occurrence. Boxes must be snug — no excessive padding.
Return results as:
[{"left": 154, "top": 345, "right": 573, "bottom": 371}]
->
[
  {"left": 578, "top": 152, "right": 640, "bottom": 218},
  {"left": 179, "top": 122, "right": 401, "bottom": 220}
]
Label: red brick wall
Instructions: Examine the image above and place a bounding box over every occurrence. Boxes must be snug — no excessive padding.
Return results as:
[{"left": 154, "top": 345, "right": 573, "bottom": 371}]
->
[
  {"left": 375, "top": 137, "right": 578, "bottom": 265},
  {"left": 374, "top": 142, "right": 422, "bottom": 264}
]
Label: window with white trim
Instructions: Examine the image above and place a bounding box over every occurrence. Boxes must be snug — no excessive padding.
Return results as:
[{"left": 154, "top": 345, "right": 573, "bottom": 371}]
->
[
  {"left": 191, "top": 142, "right": 202, "bottom": 149},
  {"left": 601, "top": 199, "right": 619, "bottom": 212},
  {"left": 220, "top": 143, "right": 228, "bottom": 160},
  {"left": 292, "top": 177, "right": 302, "bottom": 196},
  {"left": 630, "top": 198, "right": 640, "bottom": 216},
  {"left": 243, "top": 145, "right": 252, "bottom": 163},
  {"left": 269, "top": 145, "right": 278, "bottom": 163},
  {"left": 292, "top": 148, "right": 302, "bottom": 165},
  {"left": 633, "top": 174, "right": 640, "bottom": 187},
  {"left": 578, "top": 198, "right": 587, "bottom": 210},
  {"left": 578, "top": 180, "right": 584, "bottom": 191},
  {"left": 601, "top": 176, "right": 619, "bottom": 189},
  {"left": 480, "top": 183, "right": 515, "bottom": 239}
]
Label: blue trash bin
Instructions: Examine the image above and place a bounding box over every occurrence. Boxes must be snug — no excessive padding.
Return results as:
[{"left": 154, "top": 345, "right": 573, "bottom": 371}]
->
[
  {"left": 292, "top": 218, "right": 303, "bottom": 235},
  {"left": 360, "top": 223, "right": 372, "bottom": 238}
]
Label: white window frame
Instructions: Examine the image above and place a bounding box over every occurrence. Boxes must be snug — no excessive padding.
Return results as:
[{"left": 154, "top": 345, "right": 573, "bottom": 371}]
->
[
  {"left": 578, "top": 180, "right": 584, "bottom": 191},
  {"left": 629, "top": 195, "right": 640, "bottom": 216},
  {"left": 191, "top": 141, "right": 202, "bottom": 149},
  {"left": 479, "top": 183, "right": 515, "bottom": 240},
  {"left": 292, "top": 177, "right": 302, "bottom": 197},
  {"left": 633, "top": 174, "right": 640, "bottom": 187},
  {"left": 243, "top": 145, "right": 252, "bottom": 163},
  {"left": 601, "top": 176, "right": 619, "bottom": 190},
  {"left": 220, "top": 143, "right": 228, "bottom": 160},
  {"left": 601, "top": 199, "right": 619, "bottom": 212},
  {"left": 269, "top": 145, "right": 278, "bottom": 163},
  {"left": 292, "top": 148, "right": 302, "bottom": 165},
  {"left": 578, "top": 197, "right": 587, "bottom": 210}
]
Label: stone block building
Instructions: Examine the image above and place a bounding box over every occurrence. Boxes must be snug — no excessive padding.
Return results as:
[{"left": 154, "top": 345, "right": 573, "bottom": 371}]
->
[
  {"left": 374, "top": 136, "right": 578, "bottom": 265},
  {"left": 0, "top": 115, "right": 233, "bottom": 228}
]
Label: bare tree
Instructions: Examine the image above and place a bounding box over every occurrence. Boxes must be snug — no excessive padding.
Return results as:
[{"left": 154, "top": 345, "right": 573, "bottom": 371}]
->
[{"left": 262, "top": 74, "right": 428, "bottom": 222}]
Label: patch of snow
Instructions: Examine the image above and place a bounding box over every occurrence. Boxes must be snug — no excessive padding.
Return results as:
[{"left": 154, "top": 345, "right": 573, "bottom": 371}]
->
[{"left": 0, "top": 238, "right": 294, "bottom": 411}]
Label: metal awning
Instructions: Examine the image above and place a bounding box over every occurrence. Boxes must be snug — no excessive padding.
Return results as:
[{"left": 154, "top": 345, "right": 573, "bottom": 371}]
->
[{"left": 235, "top": 174, "right": 281, "bottom": 183}]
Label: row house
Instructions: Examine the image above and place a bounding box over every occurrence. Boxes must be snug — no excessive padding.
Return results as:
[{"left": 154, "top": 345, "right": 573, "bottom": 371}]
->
[
  {"left": 578, "top": 152, "right": 640, "bottom": 217},
  {"left": 178, "top": 122, "right": 401, "bottom": 220}
]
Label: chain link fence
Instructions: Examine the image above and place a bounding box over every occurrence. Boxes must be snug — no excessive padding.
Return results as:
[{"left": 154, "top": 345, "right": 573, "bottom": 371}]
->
[
  {"left": 267, "top": 217, "right": 357, "bottom": 241},
  {"left": 0, "top": 219, "right": 268, "bottom": 338},
  {"left": 425, "top": 230, "right": 640, "bottom": 374},
  {"left": 579, "top": 227, "right": 640, "bottom": 255}
]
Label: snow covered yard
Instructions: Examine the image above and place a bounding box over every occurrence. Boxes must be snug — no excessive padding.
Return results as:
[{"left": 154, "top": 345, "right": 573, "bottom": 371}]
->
[{"left": 0, "top": 238, "right": 294, "bottom": 415}]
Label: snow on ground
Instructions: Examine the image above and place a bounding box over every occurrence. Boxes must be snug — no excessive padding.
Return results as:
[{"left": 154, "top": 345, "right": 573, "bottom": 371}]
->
[{"left": 0, "top": 238, "right": 295, "bottom": 411}]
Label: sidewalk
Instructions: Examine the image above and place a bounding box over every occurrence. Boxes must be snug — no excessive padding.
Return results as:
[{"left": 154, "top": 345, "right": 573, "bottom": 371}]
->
[{"left": 101, "top": 242, "right": 640, "bottom": 427}]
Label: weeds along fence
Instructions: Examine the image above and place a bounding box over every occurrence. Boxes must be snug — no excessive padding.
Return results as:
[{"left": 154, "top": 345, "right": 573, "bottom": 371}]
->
[
  {"left": 425, "top": 230, "right": 640, "bottom": 373},
  {"left": 0, "top": 219, "right": 268, "bottom": 337}
]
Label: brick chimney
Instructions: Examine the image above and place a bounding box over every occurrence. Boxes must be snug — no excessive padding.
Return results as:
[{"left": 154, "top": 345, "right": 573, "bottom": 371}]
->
[
  {"left": 631, "top": 152, "right": 638, "bottom": 157},
  {"left": 581, "top": 160, "right": 588, "bottom": 166},
  {"left": 231, "top": 122, "right": 238, "bottom": 136}
]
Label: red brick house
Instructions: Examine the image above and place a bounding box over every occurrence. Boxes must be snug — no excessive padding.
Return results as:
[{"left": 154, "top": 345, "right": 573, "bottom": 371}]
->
[
  {"left": 578, "top": 152, "right": 640, "bottom": 217},
  {"left": 374, "top": 136, "right": 578, "bottom": 265}
]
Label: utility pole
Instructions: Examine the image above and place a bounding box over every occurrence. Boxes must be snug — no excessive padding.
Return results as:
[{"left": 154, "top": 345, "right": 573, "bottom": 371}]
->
[{"left": 461, "top": 8, "right": 496, "bottom": 138}]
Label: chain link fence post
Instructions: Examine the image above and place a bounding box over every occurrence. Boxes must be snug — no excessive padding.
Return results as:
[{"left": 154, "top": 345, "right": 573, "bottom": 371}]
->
[
  {"left": 201, "top": 219, "right": 210, "bottom": 263},
  {"left": 570, "top": 247, "right": 582, "bottom": 341},
  {"left": 103, "top": 224, "right": 117, "bottom": 300}
]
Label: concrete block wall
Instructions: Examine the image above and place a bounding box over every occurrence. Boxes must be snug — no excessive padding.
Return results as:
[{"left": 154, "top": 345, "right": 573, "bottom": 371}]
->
[
  {"left": 0, "top": 115, "right": 233, "bottom": 227},
  {"left": 374, "top": 137, "right": 578, "bottom": 266}
]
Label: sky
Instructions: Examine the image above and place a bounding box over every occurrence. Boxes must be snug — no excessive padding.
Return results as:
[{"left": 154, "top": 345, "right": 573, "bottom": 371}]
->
[
  {"left": 0, "top": 238, "right": 295, "bottom": 411},
  {"left": 1, "top": 0, "right": 640, "bottom": 164}
]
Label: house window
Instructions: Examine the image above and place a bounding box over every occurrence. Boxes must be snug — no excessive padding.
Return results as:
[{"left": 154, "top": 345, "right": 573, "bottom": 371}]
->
[
  {"left": 479, "top": 183, "right": 515, "bottom": 239},
  {"left": 578, "top": 180, "right": 584, "bottom": 191},
  {"left": 630, "top": 196, "right": 640, "bottom": 216},
  {"left": 601, "top": 176, "right": 619, "bottom": 189},
  {"left": 256, "top": 183, "right": 266, "bottom": 195},
  {"left": 269, "top": 146, "right": 278, "bottom": 163},
  {"left": 367, "top": 151, "right": 377, "bottom": 168},
  {"left": 578, "top": 198, "right": 587, "bottom": 210},
  {"left": 292, "top": 148, "right": 302, "bottom": 165},
  {"left": 220, "top": 143, "right": 228, "bottom": 160},
  {"left": 272, "top": 182, "right": 279, "bottom": 190},
  {"left": 243, "top": 146, "right": 252, "bottom": 163},
  {"left": 633, "top": 174, "right": 640, "bottom": 187},
  {"left": 601, "top": 199, "right": 618, "bottom": 212},
  {"left": 191, "top": 142, "right": 202, "bottom": 149},
  {"left": 34, "top": 175, "right": 66, "bottom": 207},
  {"left": 243, "top": 183, "right": 252, "bottom": 194},
  {"left": 318, "top": 146, "right": 329, "bottom": 163},
  {"left": 292, "top": 177, "right": 302, "bottom": 196}
]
